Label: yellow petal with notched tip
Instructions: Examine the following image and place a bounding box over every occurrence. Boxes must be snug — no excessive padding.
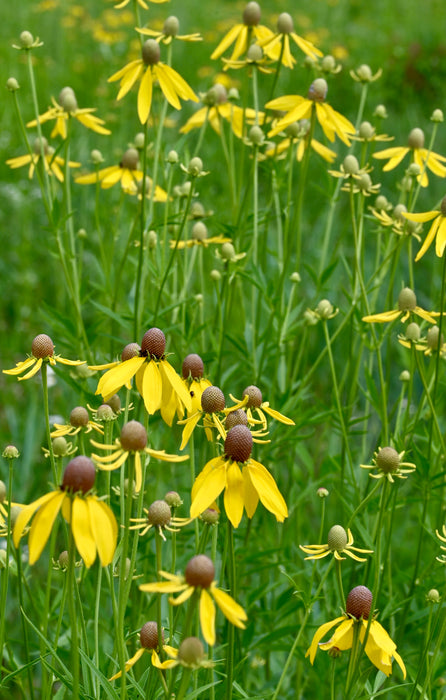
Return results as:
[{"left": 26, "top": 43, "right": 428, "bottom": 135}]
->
[
  {"left": 211, "top": 583, "right": 247, "bottom": 628},
  {"left": 404, "top": 210, "right": 439, "bottom": 223},
  {"left": 224, "top": 460, "right": 244, "bottom": 528},
  {"left": 170, "top": 585, "right": 195, "bottom": 606},
  {"left": 246, "top": 460, "right": 288, "bottom": 521},
  {"left": 88, "top": 497, "right": 117, "bottom": 566},
  {"left": 159, "top": 63, "right": 198, "bottom": 103},
  {"left": 97, "top": 356, "right": 145, "bottom": 399},
  {"left": 138, "top": 66, "right": 153, "bottom": 124},
  {"left": 142, "top": 359, "right": 162, "bottom": 414},
  {"left": 200, "top": 588, "right": 216, "bottom": 645},
  {"left": 190, "top": 458, "right": 227, "bottom": 519},
  {"left": 71, "top": 497, "right": 96, "bottom": 568},
  {"left": 94, "top": 450, "right": 128, "bottom": 471},
  {"left": 28, "top": 491, "right": 66, "bottom": 563},
  {"left": 305, "top": 616, "right": 347, "bottom": 663}
]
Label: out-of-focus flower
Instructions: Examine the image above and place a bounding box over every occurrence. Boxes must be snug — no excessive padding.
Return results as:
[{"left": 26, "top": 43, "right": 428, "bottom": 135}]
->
[
  {"left": 362, "top": 287, "right": 437, "bottom": 325},
  {"left": 3, "top": 334, "right": 85, "bottom": 382},
  {"left": 403, "top": 196, "right": 446, "bottom": 260},
  {"left": 137, "top": 16, "right": 201, "bottom": 45},
  {"left": 109, "top": 621, "right": 177, "bottom": 680},
  {"left": 27, "top": 87, "right": 110, "bottom": 138},
  {"left": 258, "top": 12, "right": 322, "bottom": 67},
  {"left": 211, "top": 2, "right": 273, "bottom": 63},
  {"left": 361, "top": 446, "right": 416, "bottom": 483},
  {"left": 300, "top": 525, "right": 372, "bottom": 561},
  {"left": 373, "top": 127, "right": 446, "bottom": 188},
  {"left": 6, "top": 136, "right": 80, "bottom": 182}
]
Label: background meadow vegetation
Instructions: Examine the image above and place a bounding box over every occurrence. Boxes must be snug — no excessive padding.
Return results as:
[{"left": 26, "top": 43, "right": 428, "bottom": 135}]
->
[{"left": 2, "top": 0, "right": 446, "bottom": 698}]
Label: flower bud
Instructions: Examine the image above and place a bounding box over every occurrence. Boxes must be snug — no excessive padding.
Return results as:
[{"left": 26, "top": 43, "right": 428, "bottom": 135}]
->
[
  {"left": 405, "top": 322, "right": 420, "bottom": 341},
  {"left": 91, "top": 149, "right": 104, "bottom": 164},
  {"left": 19, "top": 31, "right": 34, "bottom": 48},
  {"left": 142, "top": 39, "right": 160, "bottom": 65},
  {"left": 308, "top": 78, "right": 327, "bottom": 102},
  {"left": 187, "top": 157, "right": 203, "bottom": 177},
  {"left": 426, "top": 589, "right": 441, "bottom": 604},
  {"left": 316, "top": 299, "right": 334, "bottom": 318},
  {"left": 342, "top": 155, "right": 359, "bottom": 175},
  {"left": 52, "top": 437, "right": 70, "bottom": 457},
  {"left": 70, "top": 407, "right": 89, "bottom": 428},
  {"left": 96, "top": 404, "right": 115, "bottom": 422},
  {"left": 106, "top": 394, "right": 121, "bottom": 413},
  {"left": 165, "top": 491, "right": 183, "bottom": 508},
  {"left": 290, "top": 271, "right": 301, "bottom": 282},
  {"left": 134, "top": 132, "right": 145, "bottom": 149},
  {"left": 321, "top": 55, "right": 336, "bottom": 73},
  {"left": 242, "top": 1, "right": 261, "bottom": 26},
  {"left": 248, "top": 125, "right": 264, "bottom": 145},
  {"left": 427, "top": 325, "right": 443, "bottom": 351},
  {"left": 407, "top": 163, "right": 421, "bottom": 177},
  {"left": 58, "top": 550, "right": 69, "bottom": 568},
  {"left": 148, "top": 500, "right": 171, "bottom": 527},
  {"left": 358, "top": 121, "right": 375, "bottom": 140},
  {"left": 397, "top": 287, "right": 416, "bottom": 311},
  {"left": 373, "top": 104, "right": 388, "bottom": 119},
  {"left": 355, "top": 64, "right": 373, "bottom": 81},
  {"left": 178, "top": 637, "right": 205, "bottom": 665},
  {"left": 2, "top": 445, "right": 19, "bottom": 460},
  {"left": 167, "top": 149, "right": 179, "bottom": 164},
  {"left": 375, "top": 195, "right": 389, "bottom": 210},
  {"left": 399, "top": 370, "right": 410, "bottom": 382},
  {"left": 200, "top": 508, "right": 220, "bottom": 524},
  {"left": 431, "top": 109, "right": 444, "bottom": 123},
  {"left": 191, "top": 201, "right": 205, "bottom": 218},
  {"left": 277, "top": 12, "right": 293, "bottom": 34},
  {"left": 375, "top": 446, "right": 400, "bottom": 473},
  {"left": 247, "top": 44, "right": 263, "bottom": 62},
  {"left": 163, "top": 15, "right": 180, "bottom": 37},
  {"left": 6, "top": 77, "right": 20, "bottom": 91},
  {"left": 0, "top": 481, "right": 6, "bottom": 503},
  {"left": 220, "top": 242, "right": 236, "bottom": 260},
  {"left": 317, "top": 487, "right": 329, "bottom": 498},
  {"left": 210, "top": 269, "right": 221, "bottom": 281},
  {"left": 192, "top": 221, "right": 207, "bottom": 241},
  {"left": 408, "top": 127, "right": 424, "bottom": 149}
]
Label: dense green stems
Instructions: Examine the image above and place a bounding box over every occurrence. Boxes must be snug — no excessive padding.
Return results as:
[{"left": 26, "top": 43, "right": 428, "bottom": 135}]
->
[
  {"left": 93, "top": 565, "right": 103, "bottom": 699},
  {"left": 26, "top": 50, "right": 52, "bottom": 208},
  {"left": 414, "top": 351, "right": 446, "bottom": 456},
  {"left": 117, "top": 456, "right": 135, "bottom": 698},
  {"left": 0, "top": 458, "right": 14, "bottom": 662},
  {"left": 14, "top": 544, "right": 35, "bottom": 700},
  {"left": 428, "top": 251, "right": 446, "bottom": 459},
  {"left": 155, "top": 532, "right": 164, "bottom": 663},
  {"left": 41, "top": 363, "right": 57, "bottom": 485},
  {"left": 410, "top": 122, "right": 439, "bottom": 212},
  {"left": 67, "top": 521, "right": 80, "bottom": 699},
  {"left": 134, "top": 120, "right": 149, "bottom": 341},
  {"left": 218, "top": 114, "right": 236, "bottom": 211},
  {"left": 268, "top": 42, "right": 285, "bottom": 102},
  {"left": 225, "top": 522, "right": 236, "bottom": 700},
  {"left": 293, "top": 108, "right": 316, "bottom": 268},
  {"left": 344, "top": 622, "right": 361, "bottom": 695}
]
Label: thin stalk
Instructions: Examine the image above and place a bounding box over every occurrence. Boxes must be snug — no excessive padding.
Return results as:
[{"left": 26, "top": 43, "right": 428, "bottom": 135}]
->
[
  {"left": 67, "top": 517, "right": 80, "bottom": 699},
  {"left": 14, "top": 544, "right": 35, "bottom": 700},
  {"left": 41, "top": 362, "right": 57, "bottom": 485}
]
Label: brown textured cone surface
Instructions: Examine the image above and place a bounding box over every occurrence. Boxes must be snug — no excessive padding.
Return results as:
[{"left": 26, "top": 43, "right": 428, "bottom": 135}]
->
[
  {"left": 32, "top": 334, "right": 54, "bottom": 358},
  {"left": 148, "top": 500, "right": 172, "bottom": 527},
  {"left": 62, "top": 456, "right": 96, "bottom": 494},
  {"left": 106, "top": 394, "right": 121, "bottom": 413},
  {"left": 141, "top": 328, "right": 166, "bottom": 358},
  {"left": 69, "top": 406, "right": 89, "bottom": 427},
  {"left": 242, "top": 385, "right": 263, "bottom": 407},
  {"left": 120, "top": 420, "right": 147, "bottom": 451},
  {"left": 225, "top": 409, "right": 248, "bottom": 430},
  {"left": 121, "top": 343, "right": 141, "bottom": 362},
  {"left": 201, "top": 386, "right": 225, "bottom": 413},
  {"left": 178, "top": 637, "right": 204, "bottom": 664},
  {"left": 376, "top": 447, "right": 400, "bottom": 473},
  {"left": 140, "top": 621, "right": 162, "bottom": 649},
  {"left": 185, "top": 554, "right": 215, "bottom": 588},
  {"left": 346, "top": 586, "right": 373, "bottom": 619},
  {"left": 182, "top": 353, "right": 204, "bottom": 379},
  {"left": 224, "top": 425, "right": 253, "bottom": 463}
]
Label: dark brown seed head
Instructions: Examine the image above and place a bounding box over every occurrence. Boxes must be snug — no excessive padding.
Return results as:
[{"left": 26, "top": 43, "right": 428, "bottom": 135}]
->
[
  {"left": 121, "top": 343, "right": 141, "bottom": 362},
  {"left": 141, "top": 328, "right": 166, "bottom": 358},
  {"left": 32, "top": 334, "right": 54, "bottom": 359},
  {"left": 225, "top": 409, "right": 248, "bottom": 430},
  {"left": 182, "top": 353, "right": 204, "bottom": 380},
  {"left": 201, "top": 386, "right": 225, "bottom": 413},
  {"left": 178, "top": 637, "right": 204, "bottom": 665},
  {"left": 140, "top": 621, "right": 163, "bottom": 649},
  {"left": 346, "top": 586, "right": 373, "bottom": 620},
  {"left": 120, "top": 421, "right": 147, "bottom": 452},
  {"left": 69, "top": 406, "right": 89, "bottom": 427},
  {"left": 147, "top": 500, "right": 172, "bottom": 527},
  {"left": 375, "top": 446, "right": 400, "bottom": 473},
  {"left": 242, "top": 385, "right": 263, "bottom": 408},
  {"left": 224, "top": 425, "right": 253, "bottom": 463},
  {"left": 62, "top": 456, "right": 96, "bottom": 494},
  {"left": 142, "top": 39, "right": 161, "bottom": 65},
  {"left": 184, "top": 554, "right": 215, "bottom": 588}
]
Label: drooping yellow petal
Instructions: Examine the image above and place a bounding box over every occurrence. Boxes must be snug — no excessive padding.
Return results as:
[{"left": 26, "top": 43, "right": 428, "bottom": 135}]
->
[
  {"left": 180, "top": 412, "right": 202, "bottom": 450},
  {"left": 142, "top": 359, "right": 162, "bottom": 414},
  {"left": 242, "top": 467, "right": 260, "bottom": 519},
  {"left": 403, "top": 210, "right": 440, "bottom": 223},
  {"left": 246, "top": 460, "right": 288, "bottom": 521},
  {"left": 138, "top": 66, "right": 153, "bottom": 124},
  {"left": 3, "top": 357, "right": 37, "bottom": 376},
  {"left": 361, "top": 309, "right": 401, "bottom": 323},
  {"left": 151, "top": 648, "right": 178, "bottom": 669},
  {"left": 190, "top": 458, "right": 228, "bottom": 519},
  {"left": 71, "top": 496, "right": 97, "bottom": 568},
  {"left": 87, "top": 497, "right": 117, "bottom": 567},
  {"left": 170, "top": 585, "right": 195, "bottom": 606},
  {"left": 145, "top": 448, "right": 188, "bottom": 463},
  {"left": 435, "top": 218, "right": 446, "bottom": 257},
  {"left": 96, "top": 356, "right": 145, "bottom": 399},
  {"left": 211, "top": 583, "right": 247, "bottom": 628},
  {"left": 160, "top": 360, "right": 192, "bottom": 412},
  {"left": 28, "top": 490, "right": 66, "bottom": 564},
  {"left": 415, "top": 215, "right": 441, "bottom": 261},
  {"left": 319, "top": 618, "right": 355, "bottom": 651},
  {"left": 224, "top": 460, "right": 244, "bottom": 528},
  {"left": 109, "top": 647, "right": 146, "bottom": 680},
  {"left": 13, "top": 490, "right": 61, "bottom": 547},
  {"left": 211, "top": 24, "right": 243, "bottom": 60},
  {"left": 200, "top": 588, "right": 216, "bottom": 645},
  {"left": 94, "top": 450, "right": 128, "bottom": 471},
  {"left": 305, "top": 616, "right": 347, "bottom": 663},
  {"left": 261, "top": 403, "right": 295, "bottom": 425},
  {"left": 18, "top": 357, "right": 43, "bottom": 380},
  {"left": 139, "top": 580, "right": 186, "bottom": 594}
]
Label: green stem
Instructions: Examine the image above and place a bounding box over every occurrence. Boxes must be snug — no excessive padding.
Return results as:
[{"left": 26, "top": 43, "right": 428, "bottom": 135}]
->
[{"left": 67, "top": 516, "right": 80, "bottom": 699}]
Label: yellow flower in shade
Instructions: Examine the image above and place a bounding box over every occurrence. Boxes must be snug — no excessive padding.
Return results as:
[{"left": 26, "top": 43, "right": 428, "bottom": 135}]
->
[
  {"left": 139, "top": 554, "right": 247, "bottom": 646},
  {"left": 113, "top": 0, "right": 168, "bottom": 8},
  {"left": 266, "top": 79, "right": 356, "bottom": 146},
  {"left": 403, "top": 196, "right": 446, "bottom": 260},
  {"left": 229, "top": 385, "right": 295, "bottom": 432},
  {"left": 370, "top": 203, "right": 422, "bottom": 241},
  {"left": 306, "top": 586, "right": 406, "bottom": 678},
  {"left": 170, "top": 221, "right": 232, "bottom": 250},
  {"left": 300, "top": 525, "right": 373, "bottom": 562},
  {"left": 95, "top": 328, "right": 192, "bottom": 425},
  {"left": 362, "top": 287, "right": 437, "bottom": 325},
  {"left": 361, "top": 446, "right": 416, "bottom": 483},
  {"left": 190, "top": 425, "right": 288, "bottom": 528},
  {"left": 265, "top": 120, "right": 337, "bottom": 164},
  {"left": 257, "top": 12, "right": 323, "bottom": 67},
  {"left": 399, "top": 324, "right": 446, "bottom": 357},
  {"left": 137, "top": 17, "right": 202, "bottom": 45},
  {"left": 13, "top": 456, "right": 117, "bottom": 568},
  {"left": 27, "top": 88, "right": 110, "bottom": 139},
  {"left": 109, "top": 621, "right": 178, "bottom": 681},
  {"left": 108, "top": 38, "right": 198, "bottom": 124},
  {"left": 75, "top": 148, "right": 167, "bottom": 200},
  {"left": 3, "top": 334, "right": 85, "bottom": 382},
  {"left": 178, "top": 385, "right": 244, "bottom": 451},
  {"left": 6, "top": 136, "right": 80, "bottom": 182},
  {"left": 210, "top": 1, "right": 273, "bottom": 63},
  {"left": 91, "top": 420, "right": 188, "bottom": 493},
  {"left": 129, "top": 498, "right": 191, "bottom": 540},
  {"left": 222, "top": 43, "right": 275, "bottom": 74},
  {"left": 51, "top": 406, "right": 103, "bottom": 439},
  {"left": 373, "top": 127, "right": 446, "bottom": 188}
]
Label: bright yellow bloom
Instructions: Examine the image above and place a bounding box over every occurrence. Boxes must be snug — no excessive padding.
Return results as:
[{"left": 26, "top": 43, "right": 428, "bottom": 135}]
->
[
  {"left": 362, "top": 287, "right": 437, "bottom": 325},
  {"left": 181, "top": 101, "right": 262, "bottom": 140},
  {"left": 3, "top": 333, "right": 85, "bottom": 382},
  {"left": 266, "top": 79, "right": 355, "bottom": 146},
  {"left": 403, "top": 197, "right": 446, "bottom": 260},
  {"left": 361, "top": 446, "right": 416, "bottom": 483},
  {"left": 51, "top": 410, "right": 104, "bottom": 438},
  {"left": 178, "top": 385, "right": 245, "bottom": 450},
  {"left": 13, "top": 456, "right": 117, "bottom": 568},
  {"left": 108, "top": 38, "right": 198, "bottom": 124},
  {"left": 229, "top": 385, "right": 294, "bottom": 431},
  {"left": 370, "top": 204, "right": 422, "bottom": 240},
  {"left": 129, "top": 498, "right": 191, "bottom": 540},
  {"left": 137, "top": 19, "right": 202, "bottom": 45},
  {"left": 265, "top": 126, "right": 337, "bottom": 164},
  {"left": 300, "top": 525, "right": 372, "bottom": 562},
  {"left": 190, "top": 425, "right": 288, "bottom": 528},
  {"left": 139, "top": 554, "right": 247, "bottom": 646},
  {"left": 109, "top": 621, "right": 177, "bottom": 681},
  {"left": 27, "top": 89, "right": 110, "bottom": 139},
  {"left": 91, "top": 420, "right": 188, "bottom": 493},
  {"left": 373, "top": 127, "right": 446, "bottom": 188},
  {"left": 257, "top": 12, "right": 323, "bottom": 67},
  {"left": 211, "top": 2, "right": 273, "bottom": 63},
  {"left": 6, "top": 136, "right": 80, "bottom": 182}
]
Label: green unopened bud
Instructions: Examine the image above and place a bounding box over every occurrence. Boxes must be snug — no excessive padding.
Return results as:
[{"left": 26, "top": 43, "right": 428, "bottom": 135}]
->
[
  {"left": 210, "top": 269, "right": 221, "bottom": 281},
  {"left": 188, "top": 157, "right": 203, "bottom": 177},
  {"left": 277, "top": 12, "right": 294, "bottom": 34},
  {"left": 399, "top": 370, "right": 410, "bottom": 382},
  {"left": 52, "top": 437, "right": 70, "bottom": 457},
  {"left": 316, "top": 299, "right": 334, "bottom": 318},
  {"left": 134, "top": 132, "right": 145, "bottom": 149},
  {"left": 355, "top": 64, "right": 373, "bottom": 81},
  {"left": 405, "top": 322, "right": 420, "bottom": 341},
  {"left": 248, "top": 125, "right": 264, "bottom": 145},
  {"left": 165, "top": 491, "right": 183, "bottom": 508},
  {"left": 290, "top": 271, "right": 301, "bottom": 283},
  {"left": 308, "top": 78, "right": 327, "bottom": 102},
  {"left": 220, "top": 242, "right": 236, "bottom": 260},
  {"left": 375, "top": 195, "right": 390, "bottom": 210},
  {"left": 228, "top": 87, "right": 240, "bottom": 102},
  {"left": 358, "top": 121, "right": 375, "bottom": 140},
  {"left": 9, "top": 505, "right": 22, "bottom": 529},
  {"left": 398, "top": 287, "right": 416, "bottom": 311},
  {"left": 427, "top": 589, "right": 441, "bottom": 604},
  {"left": 6, "top": 77, "right": 20, "bottom": 91},
  {"left": 167, "top": 149, "right": 179, "bottom": 164},
  {"left": 19, "top": 31, "right": 34, "bottom": 48},
  {"left": 373, "top": 104, "right": 388, "bottom": 119},
  {"left": 343, "top": 155, "right": 360, "bottom": 175},
  {"left": 3, "top": 445, "right": 20, "bottom": 460},
  {"left": 408, "top": 127, "right": 424, "bottom": 149},
  {"left": 58, "top": 550, "right": 69, "bottom": 568},
  {"left": 393, "top": 204, "right": 407, "bottom": 221},
  {"left": 243, "top": 1, "right": 261, "bottom": 26},
  {"left": 96, "top": 404, "right": 115, "bottom": 421},
  {"left": 190, "top": 201, "right": 205, "bottom": 218},
  {"left": 91, "top": 149, "right": 104, "bottom": 164},
  {"left": 247, "top": 44, "right": 263, "bottom": 62},
  {"left": 192, "top": 221, "right": 207, "bottom": 241},
  {"left": 427, "top": 325, "right": 443, "bottom": 350},
  {"left": 200, "top": 508, "right": 220, "bottom": 524},
  {"left": 178, "top": 637, "right": 205, "bottom": 666},
  {"left": 407, "top": 162, "right": 421, "bottom": 177},
  {"left": 431, "top": 109, "right": 444, "bottom": 123},
  {"left": 321, "top": 55, "right": 336, "bottom": 73},
  {"left": 0, "top": 481, "right": 6, "bottom": 503},
  {"left": 317, "top": 487, "right": 329, "bottom": 498},
  {"left": 358, "top": 173, "right": 372, "bottom": 191},
  {"left": 163, "top": 15, "right": 180, "bottom": 37}
]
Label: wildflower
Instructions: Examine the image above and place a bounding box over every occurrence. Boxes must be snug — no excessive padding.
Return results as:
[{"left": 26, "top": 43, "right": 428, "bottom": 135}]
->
[
  {"left": 75, "top": 148, "right": 167, "bottom": 199},
  {"left": 95, "top": 328, "right": 192, "bottom": 423},
  {"left": 171, "top": 221, "right": 232, "bottom": 250},
  {"left": 51, "top": 406, "right": 103, "bottom": 438},
  {"left": 27, "top": 87, "right": 110, "bottom": 139},
  {"left": 152, "top": 636, "right": 213, "bottom": 670},
  {"left": 222, "top": 44, "right": 275, "bottom": 74},
  {"left": 257, "top": 12, "right": 323, "bottom": 67},
  {"left": 139, "top": 554, "right": 247, "bottom": 645},
  {"left": 137, "top": 16, "right": 202, "bottom": 44},
  {"left": 216, "top": 242, "right": 247, "bottom": 263},
  {"left": 91, "top": 420, "right": 188, "bottom": 493},
  {"left": 179, "top": 385, "right": 230, "bottom": 449},
  {"left": 13, "top": 31, "right": 43, "bottom": 51},
  {"left": 113, "top": 0, "right": 168, "bottom": 8},
  {"left": 108, "top": 38, "right": 198, "bottom": 124},
  {"left": 306, "top": 585, "right": 406, "bottom": 678},
  {"left": 129, "top": 498, "right": 191, "bottom": 540},
  {"left": 266, "top": 78, "right": 356, "bottom": 146},
  {"left": 3, "top": 334, "right": 85, "bottom": 381},
  {"left": 190, "top": 425, "right": 288, "bottom": 528},
  {"left": 350, "top": 120, "right": 393, "bottom": 144},
  {"left": 403, "top": 195, "right": 446, "bottom": 260},
  {"left": 265, "top": 119, "right": 337, "bottom": 164},
  {"left": 300, "top": 525, "right": 372, "bottom": 562},
  {"left": 229, "top": 385, "right": 294, "bottom": 431},
  {"left": 6, "top": 136, "right": 80, "bottom": 182},
  {"left": 109, "top": 621, "right": 177, "bottom": 680},
  {"left": 210, "top": 2, "right": 273, "bottom": 63},
  {"left": 370, "top": 203, "right": 422, "bottom": 240},
  {"left": 373, "top": 127, "right": 446, "bottom": 188},
  {"left": 13, "top": 456, "right": 117, "bottom": 567},
  {"left": 361, "top": 446, "right": 416, "bottom": 483},
  {"left": 362, "top": 287, "right": 437, "bottom": 324},
  {"left": 181, "top": 353, "right": 212, "bottom": 414},
  {"left": 350, "top": 64, "right": 382, "bottom": 83}
]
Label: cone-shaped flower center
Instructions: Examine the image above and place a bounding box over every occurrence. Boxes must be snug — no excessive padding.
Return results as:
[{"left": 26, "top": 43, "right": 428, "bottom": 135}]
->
[
  {"left": 225, "top": 409, "right": 248, "bottom": 430},
  {"left": 121, "top": 342, "right": 141, "bottom": 361},
  {"left": 140, "top": 621, "right": 162, "bottom": 649},
  {"left": 147, "top": 500, "right": 171, "bottom": 527},
  {"left": 62, "top": 456, "right": 96, "bottom": 494},
  {"left": 224, "top": 425, "right": 253, "bottom": 462},
  {"left": 178, "top": 637, "right": 204, "bottom": 664},
  {"left": 182, "top": 353, "right": 204, "bottom": 379},
  {"left": 141, "top": 328, "right": 166, "bottom": 358},
  {"left": 142, "top": 39, "right": 161, "bottom": 66},
  {"left": 120, "top": 421, "right": 147, "bottom": 451},
  {"left": 70, "top": 406, "right": 89, "bottom": 427},
  {"left": 201, "top": 386, "right": 225, "bottom": 413},
  {"left": 408, "top": 127, "right": 424, "bottom": 149},
  {"left": 243, "top": 1, "right": 261, "bottom": 26},
  {"left": 32, "top": 333, "right": 54, "bottom": 359},
  {"left": 242, "top": 385, "right": 263, "bottom": 407},
  {"left": 327, "top": 525, "right": 348, "bottom": 550},
  {"left": 375, "top": 447, "right": 400, "bottom": 473},
  {"left": 346, "top": 585, "right": 373, "bottom": 619},
  {"left": 185, "top": 554, "right": 215, "bottom": 588},
  {"left": 277, "top": 12, "right": 294, "bottom": 33},
  {"left": 398, "top": 287, "right": 417, "bottom": 311},
  {"left": 120, "top": 148, "right": 139, "bottom": 171}
]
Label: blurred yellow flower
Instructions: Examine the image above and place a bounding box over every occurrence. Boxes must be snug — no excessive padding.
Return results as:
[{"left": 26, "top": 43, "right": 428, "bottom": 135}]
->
[
  {"left": 403, "top": 196, "right": 446, "bottom": 260},
  {"left": 27, "top": 88, "right": 110, "bottom": 139},
  {"left": 373, "top": 127, "right": 446, "bottom": 188},
  {"left": 6, "top": 137, "right": 80, "bottom": 182}
]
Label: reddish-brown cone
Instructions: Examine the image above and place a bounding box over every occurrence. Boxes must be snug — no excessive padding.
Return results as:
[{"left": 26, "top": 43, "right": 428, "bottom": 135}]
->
[
  {"left": 32, "top": 334, "right": 54, "bottom": 359},
  {"left": 346, "top": 586, "right": 373, "bottom": 620},
  {"left": 224, "top": 425, "right": 253, "bottom": 463},
  {"left": 201, "top": 386, "right": 225, "bottom": 413},
  {"left": 120, "top": 421, "right": 147, "bottom": 451},
  {"left": 62, "top": 456, "right": 96, "bottom": 494},
  {"left": 141, "top": 328, "right": 166, "bottom": 358},
  {"left": 184, "top": 554, "right": 215, "bottom": 588}
]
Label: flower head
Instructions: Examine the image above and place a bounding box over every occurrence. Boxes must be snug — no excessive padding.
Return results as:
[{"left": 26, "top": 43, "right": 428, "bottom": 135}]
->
[
  {"left": 108, "top": 38, "right": 198, "bottom": 124},
  {"left": 229, "top": 385, "right": 295, "bottom": 431},
  {"left": 137, "top": 17, "right": 202, "bottom": 45},
  {"left": 3, "top": 334, "right": 85, "bottom": 381},
  {"left": 171, "top": 221, "right": 232, "bottom": 250},
  {"left": 129, "top": 498, "right": 191, "bottom": 540},
  {"left": 257, "top": 12, "right": 323, "bottom": 68},
  {"left": 139, "top": 554, "right": 247, "bottom": 645},
  {"left": 109, "top": 621, "right": 178, "bottom": 681},
  {"left": 403, "top": 195, "right": 446, "bottom": 260},
  {"left": 300, "top": 525, "right": 373, "bottom": 562},
  {"left": 180, "top": 353, "right": 212, "bottom": 414},
  {"left": 211, "top": 2, "right": 274, "bottom": 63},
  {"left": 113, "top": 0, "right": 167, "bottom": 8},
  {"left": 27, "top": 87, "right": 110, "bottom": 139},
  {"left": 190, "top": 425, "right": 288, "bottom": 528},
  {"left": 51, "top": 406, "right": 103, "bottom": 438},
  {"left": 361, "top": 446, "right": 416, "bottom": 483},
  {"left": 373, "top": 127, "right": 446, "bottom": 188},
  {"left": 265, "top": 119, "right": 337, "bottom": 164},
  {"left": 306, "top": 585, "right": 406, "bottom": 678},
  {"left": 13, "top": 456, "right": 117, "bottom": 567},
  {"left": 362, "top": 287, "right": 437, "bottom": 325},
  {"left": 6, "top": 136, "right": 80, "bottom": 182}
]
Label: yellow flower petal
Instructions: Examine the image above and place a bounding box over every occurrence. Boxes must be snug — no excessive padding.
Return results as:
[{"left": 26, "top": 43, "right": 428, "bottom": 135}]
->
[
  {"left": 139, "top": 580, "right": 187, "bottom": 594},
  {"left": 180, "top": 412, "right": 202, "bottom": 450},
  {"left": 138, "top": 66, "right": 153, "bottom": 124},
  {"left": 242, "top": 467, "right": 259, "bottom": 518},
  {"left": 96, "top": 356, "right": 145, "bottom": 399},
  {"left": 245, "top": 460, "right": 288, "bottom": 521},
  {"left": 19, "top": 357, "right": 43, "bottom": 380},
  {"left": 305, "top": 616, "right": 347, "bottom": 663},
  {"left": 211, "top": 24, "right": 243, "bottom": 60},
  {"left": 160, "top": 360, "right": 192, "bottom": 412},
  {"left": 109, "top": 647, "right": 146, "bottom": 680},
  {"left": 87, "top": 497, "right": 117, "bottom": 566},
  {"left": 190, "top": 458, "right": 228, "bottom": 519},
  {"left": 28, "top": 490, "right": 66, "bottom": 564},
  {"left": 261, "top": 403, "right": 295, "bottom": 425},
  {"left": 3, "top": 357, "right": 37, "bottom": 376},
  {"left": 71, "top": 496, "right": 97, "bottom": 568},
  {"left": 319, "top": 618, "right": 355, "bottom": 651},
  {"left": 362, "top": 309, "right": 401, "bottom": 323},
  {"left": 415, "top": 215, "right": 441, "bottom": 261},
  {"left": 200, "top": 588, "right": 216, "bottom": 645},
  {"left": 211, "top": 583, "right": 247, "bottom": 628},
  {"left": 224, "top": 460, "right": 245, "bottom": 528},
  {"left": 142, "top": 359, "right": 162, "bottom": 414}
]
